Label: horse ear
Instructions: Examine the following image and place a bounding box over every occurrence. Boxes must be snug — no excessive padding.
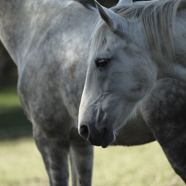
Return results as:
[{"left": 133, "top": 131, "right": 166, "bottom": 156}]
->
[
  {"left": 117, "top": 0, "right": 133, "bottom": 6},
  {"left": 94, "top": 0, "right": 127, "bottom": 34}
]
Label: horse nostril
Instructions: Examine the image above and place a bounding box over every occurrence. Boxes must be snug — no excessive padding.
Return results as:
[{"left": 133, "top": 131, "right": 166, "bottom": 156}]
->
[{"left": 80, "top": 125, "right": 89, "bottom": 139}]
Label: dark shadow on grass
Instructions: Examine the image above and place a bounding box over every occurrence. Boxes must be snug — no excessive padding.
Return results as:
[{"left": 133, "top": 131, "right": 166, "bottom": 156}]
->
[{"left": 0, "top": 107, "right": 32, "bottom": 140}]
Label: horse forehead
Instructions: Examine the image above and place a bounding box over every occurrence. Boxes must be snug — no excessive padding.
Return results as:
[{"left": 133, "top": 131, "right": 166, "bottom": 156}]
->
[
  {"left": 108, "top": 35, "right": 123, "bottom": 49},
  {"left": 92, "top": 24, "right": 137, "bottom": 59},
  {"left": 100, "top": 33, "right": 128, "bottom": 55},
  {"left": 104, "top": 36, "right": 142, "bottom": 60}
]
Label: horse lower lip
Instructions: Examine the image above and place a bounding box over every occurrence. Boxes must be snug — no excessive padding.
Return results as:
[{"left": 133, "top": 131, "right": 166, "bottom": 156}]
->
[
  {"left": 88, "top": 134, "right": 110, "bottom": 148},
  {"left": 87, "top": 129, "right": 115, "bottom": 148},
  {"left": 101, "top": 132, "right": 116, "bottom": 148},
  {"left": 88, "top": 136, "right": 113, "bottom": 148},
  {"left": 101, "top": 142, "right": 109, "bottom": 148},
  {"left": 101, "top": 131, "right": 109, "bottom": 148}
]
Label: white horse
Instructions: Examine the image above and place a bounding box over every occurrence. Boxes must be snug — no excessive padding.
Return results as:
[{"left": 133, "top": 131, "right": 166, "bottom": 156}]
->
[
  {"left": 79, "top": 0, "right": 186, "bottom": 148},
  {"left": 78, "top": 0, "right": 186, "bottom": 183},
  {"left": 0, "top": 0, "right": 186, "bottom": 185}
]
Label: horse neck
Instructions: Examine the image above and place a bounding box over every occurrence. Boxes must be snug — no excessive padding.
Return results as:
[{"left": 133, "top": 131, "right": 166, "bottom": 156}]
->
[{"left": 157, "top": 9, "right": 186, "bottom": 83}]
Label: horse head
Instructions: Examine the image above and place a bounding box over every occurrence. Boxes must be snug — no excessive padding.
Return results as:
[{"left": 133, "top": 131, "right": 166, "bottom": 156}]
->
[{"left": 78, "top": 1, "right": 158, "bottom": 148}]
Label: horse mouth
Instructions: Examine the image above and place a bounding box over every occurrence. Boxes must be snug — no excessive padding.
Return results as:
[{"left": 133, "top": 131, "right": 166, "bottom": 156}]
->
[
  {"left": 100, "top": 128, "right": 113, "bottom": 148},
  {"left": 88, "top": 128, "right": 116, "bottom": 148},
  {"left": 101, "top": 139, "right": 110, "bottom": 148},
  {"left": 79, "top": 118, "right": 116, "bottom": 148}
]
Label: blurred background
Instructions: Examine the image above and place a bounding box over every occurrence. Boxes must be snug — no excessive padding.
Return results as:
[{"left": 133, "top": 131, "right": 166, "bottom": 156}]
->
[{"left": 0, "top": 0, "right": 184, "bottom": 186}]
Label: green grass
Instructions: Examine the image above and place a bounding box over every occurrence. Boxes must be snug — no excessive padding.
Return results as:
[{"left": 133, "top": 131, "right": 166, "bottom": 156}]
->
[
  {"left": 0, "top": 87, "right": 20, "bottom": 108},
  {"left": 0, "top": 87, "right": 185, "bottom": 186},
  {"left": 93, "top": 145, "right": 184, "bottom": 186},
  {"left": 0, "top": 138, "right": 48, "bottom": 186}
]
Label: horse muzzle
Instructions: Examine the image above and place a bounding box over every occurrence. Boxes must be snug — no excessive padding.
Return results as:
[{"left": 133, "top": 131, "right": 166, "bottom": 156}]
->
[{"left": 78, "top": 120, "right": 116, "bottom": 148}]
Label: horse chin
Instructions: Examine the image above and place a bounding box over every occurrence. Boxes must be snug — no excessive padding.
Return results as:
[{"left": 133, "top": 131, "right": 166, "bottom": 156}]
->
[{"left": 88, "top": 130, "right": 116, "bottom": 148}]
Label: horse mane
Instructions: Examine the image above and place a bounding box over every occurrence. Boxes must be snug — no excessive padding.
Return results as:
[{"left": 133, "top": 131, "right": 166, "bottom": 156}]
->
[{"left": 91, "top": 0, "right": 185, "bottom": 63}]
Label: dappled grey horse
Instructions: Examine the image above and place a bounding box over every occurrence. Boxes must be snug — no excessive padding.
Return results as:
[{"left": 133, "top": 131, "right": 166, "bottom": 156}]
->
[{"left": 0, "top": 0, "right": 186, "bottom": 185}]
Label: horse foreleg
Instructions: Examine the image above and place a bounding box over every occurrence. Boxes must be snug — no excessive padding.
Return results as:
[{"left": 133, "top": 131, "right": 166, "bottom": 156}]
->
[
  {"left": 69, "top": 127, "right": 93, "bottom": 186},
  {"left": 144, "top": 117, "right": 186, "bottom": 182},
  {"left": 158, "top": 130, "right": 186, "bottom": 182},
  {"left": 141, "top": 79, "right": 186, "bottom": 183},
  {"left": 33, "top": 123, "right": 70, "bottom": 186}
]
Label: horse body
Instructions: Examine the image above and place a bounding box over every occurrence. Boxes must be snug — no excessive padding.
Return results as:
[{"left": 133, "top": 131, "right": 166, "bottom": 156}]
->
[
  {"left": 0, "top": 0, "right": 94, "bottom": 131},
  {"left": 0, "top": 1, "right": 98, "bottom": 185}
]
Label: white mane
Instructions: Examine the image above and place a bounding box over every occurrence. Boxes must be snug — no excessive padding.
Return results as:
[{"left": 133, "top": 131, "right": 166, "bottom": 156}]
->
[{"left": 91, "top": 0, "right": 185, "bottom": 63}]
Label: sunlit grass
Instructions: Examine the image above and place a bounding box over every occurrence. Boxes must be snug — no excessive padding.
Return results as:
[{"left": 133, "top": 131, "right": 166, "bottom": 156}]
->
[
  {"left": 0, "top": 87, "right": 184, "bottom": 186},
  {"left": 0, "top": 138, "right": 49, "bottom": 186},
  {"left": 0, "top": 138, "right": 184, "bottom": 186},
  {"left": 93, "top": 145, "right": 184, "bottom": 186}
]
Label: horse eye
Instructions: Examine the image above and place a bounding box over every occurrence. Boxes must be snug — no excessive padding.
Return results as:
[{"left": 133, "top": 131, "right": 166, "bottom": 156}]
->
[{"left": 95, "top": 58, "right": 110, "bottom": 68}]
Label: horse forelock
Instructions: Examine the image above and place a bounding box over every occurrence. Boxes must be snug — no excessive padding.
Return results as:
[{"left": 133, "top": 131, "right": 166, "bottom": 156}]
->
[
  {"left": 92, "top": 0, "right": 185, "bottom": 64},
  {"left": 89, "top": 18, "right": 128, "bottom": 60},
  {"left": 89, "top": 19, "right": 108, "bottom": 60}
]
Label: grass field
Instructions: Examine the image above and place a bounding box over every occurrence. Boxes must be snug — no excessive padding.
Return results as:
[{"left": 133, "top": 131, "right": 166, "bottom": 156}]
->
[{"left": 0, "top": 87, "right": 185, "bottom": 186}]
